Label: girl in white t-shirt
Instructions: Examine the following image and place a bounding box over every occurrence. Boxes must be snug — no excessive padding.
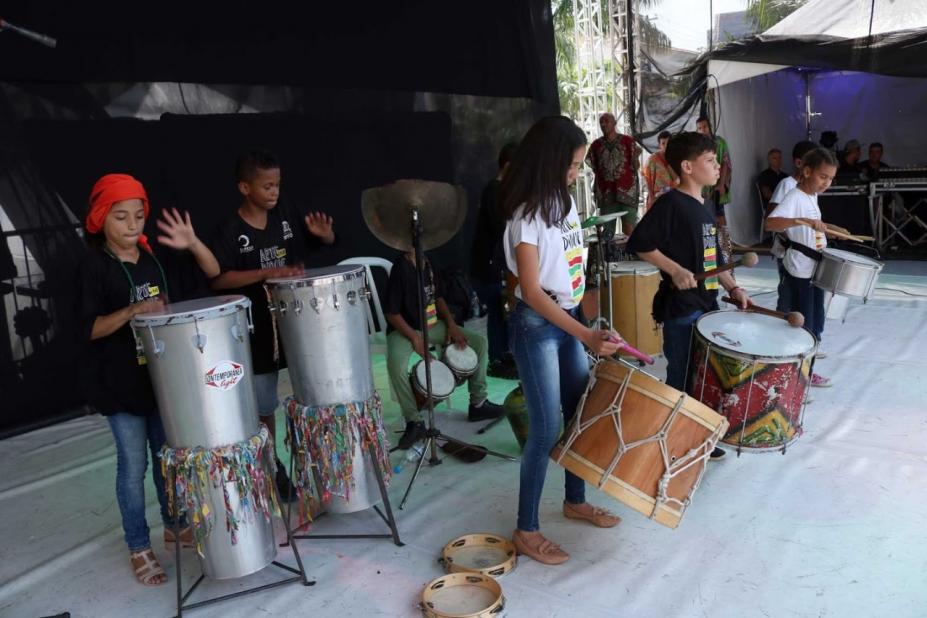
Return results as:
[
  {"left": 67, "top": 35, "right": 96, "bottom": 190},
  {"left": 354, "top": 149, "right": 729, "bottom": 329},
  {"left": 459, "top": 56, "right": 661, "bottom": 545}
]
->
[
  {"left": 502, "top": 116, "right": 622, "bottom": 565},
  {"left": 766, "top": 147, "right": 838, "bottom": 387}
]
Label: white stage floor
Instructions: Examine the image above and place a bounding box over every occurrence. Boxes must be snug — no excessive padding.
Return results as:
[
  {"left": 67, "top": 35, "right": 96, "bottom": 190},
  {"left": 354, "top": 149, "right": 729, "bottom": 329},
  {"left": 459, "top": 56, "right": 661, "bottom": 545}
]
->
[{"left": 2, "top": 262, "right": 926, "bottom": 618}]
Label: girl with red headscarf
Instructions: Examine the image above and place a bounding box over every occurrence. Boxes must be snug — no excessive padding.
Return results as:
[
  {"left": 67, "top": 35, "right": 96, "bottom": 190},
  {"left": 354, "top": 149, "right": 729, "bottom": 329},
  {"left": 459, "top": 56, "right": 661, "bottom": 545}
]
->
[{"left": 78, "top": 173, "right": 219, "bottom": 586}]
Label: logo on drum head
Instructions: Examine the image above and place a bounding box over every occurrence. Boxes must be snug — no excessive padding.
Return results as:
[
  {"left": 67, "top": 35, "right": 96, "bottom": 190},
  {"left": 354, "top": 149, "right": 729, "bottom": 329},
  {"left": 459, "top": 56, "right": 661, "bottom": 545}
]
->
[{"left": 204, "top": 361, "right": 245, "bottom": 390}]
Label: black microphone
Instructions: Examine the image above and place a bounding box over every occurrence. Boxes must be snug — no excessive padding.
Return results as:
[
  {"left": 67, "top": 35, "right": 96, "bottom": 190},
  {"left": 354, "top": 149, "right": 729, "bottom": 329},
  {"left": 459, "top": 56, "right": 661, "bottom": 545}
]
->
[{"left": 0, "top": 18, "right": 57, "bottom": 49}]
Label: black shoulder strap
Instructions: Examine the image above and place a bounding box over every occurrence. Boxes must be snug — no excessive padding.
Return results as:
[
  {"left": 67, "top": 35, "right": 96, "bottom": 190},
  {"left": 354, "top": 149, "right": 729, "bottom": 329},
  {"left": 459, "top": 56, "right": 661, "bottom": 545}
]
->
[{"left": 776, "top": 233, "right": 823, "bottom": 262}]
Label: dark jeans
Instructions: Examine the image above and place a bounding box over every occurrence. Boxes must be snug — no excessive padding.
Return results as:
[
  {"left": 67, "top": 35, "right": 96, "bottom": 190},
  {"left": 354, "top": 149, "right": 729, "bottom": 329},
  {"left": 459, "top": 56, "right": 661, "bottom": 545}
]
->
[
  {"left": 784, "top": 271, "right": 825, "bottom": 342},
  {"left": 662, "top": 310, "right": 705, "bottom": 391},
  {"left": 472, "top": 277, "right": 509, "bottom": 363},
  {"left": 509, "top": 302, "right": 587, "bottom": 531},
  {"left": 775, "top": 258, "right": 792, "bottom": 314}
]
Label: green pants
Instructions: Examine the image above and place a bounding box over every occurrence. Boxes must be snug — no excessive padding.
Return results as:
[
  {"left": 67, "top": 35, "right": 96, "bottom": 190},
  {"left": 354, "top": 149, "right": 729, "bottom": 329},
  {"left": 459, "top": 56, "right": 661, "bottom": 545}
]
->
[
  {"left": 387, "top": 320, "right": 488, "bottom": 422},
  {"left": 598, "top": 194, "right": 640, "bottom": 237}
]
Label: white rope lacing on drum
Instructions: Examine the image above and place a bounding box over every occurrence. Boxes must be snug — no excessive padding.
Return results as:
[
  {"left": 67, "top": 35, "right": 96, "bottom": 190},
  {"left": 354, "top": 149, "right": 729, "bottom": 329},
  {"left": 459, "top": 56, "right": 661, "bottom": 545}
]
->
[{"left": 556, "top": 360, "right": 725, "bottom": 520}]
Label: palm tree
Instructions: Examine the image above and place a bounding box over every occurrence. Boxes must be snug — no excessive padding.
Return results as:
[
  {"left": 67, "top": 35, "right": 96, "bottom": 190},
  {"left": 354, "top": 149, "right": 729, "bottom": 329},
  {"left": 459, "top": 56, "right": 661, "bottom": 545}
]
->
[{"left": 746, "top": 0, "right": 808, "bottom": 32}]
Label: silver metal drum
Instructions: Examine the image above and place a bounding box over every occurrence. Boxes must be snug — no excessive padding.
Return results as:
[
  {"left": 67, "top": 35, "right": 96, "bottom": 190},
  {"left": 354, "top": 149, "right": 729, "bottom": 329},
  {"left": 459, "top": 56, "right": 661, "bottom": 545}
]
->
[
  {"left": 812, "top": 248, "right": 883, "bottom": 301},
  {"left": 266, "top": 265, "right": 381, "bottom": 513},
  {"left": 132, "top": 295, "right": 276, "bottom": 580}
]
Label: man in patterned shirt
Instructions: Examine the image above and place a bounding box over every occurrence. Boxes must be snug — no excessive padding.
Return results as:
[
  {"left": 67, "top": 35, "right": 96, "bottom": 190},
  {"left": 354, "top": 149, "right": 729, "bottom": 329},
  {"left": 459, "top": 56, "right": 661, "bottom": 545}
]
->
[{"left": 585, "top": 112, "right": 642, "bottom": 236}]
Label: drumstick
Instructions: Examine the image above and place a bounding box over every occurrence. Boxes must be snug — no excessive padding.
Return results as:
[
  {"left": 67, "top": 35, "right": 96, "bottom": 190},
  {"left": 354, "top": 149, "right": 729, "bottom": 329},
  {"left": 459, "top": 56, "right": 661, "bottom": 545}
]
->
[
  {"left": 721, "top": 296, "right": 805, "bottom": 328},
  {"left": 795, "top": 219, "right": 873, "bottom": 242},
  {"left": 607, "top": 336, "right": 655, "bottom": 365},
  {"left": 693, "top": 252, "right": 759, "bottom": 281}
]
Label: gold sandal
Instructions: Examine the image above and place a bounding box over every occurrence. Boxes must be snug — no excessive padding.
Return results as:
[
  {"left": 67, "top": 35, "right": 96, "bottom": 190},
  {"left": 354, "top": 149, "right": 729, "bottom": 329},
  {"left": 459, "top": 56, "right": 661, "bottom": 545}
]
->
[{"left": 130, "top": 548, "right": 167, "bottom": 586}]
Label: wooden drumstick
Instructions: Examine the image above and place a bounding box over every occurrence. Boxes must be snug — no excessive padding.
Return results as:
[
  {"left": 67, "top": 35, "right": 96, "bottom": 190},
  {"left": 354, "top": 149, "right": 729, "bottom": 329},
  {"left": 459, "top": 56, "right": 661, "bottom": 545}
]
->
[
  {"left": 795, "top": 218, "right": 873, "bottom": 242},
  {"left": 694, "top": 251, "right": 759, "bottom": 281},
  {"left": 721, "top": 296, "right": 805, "bottom": 328}
]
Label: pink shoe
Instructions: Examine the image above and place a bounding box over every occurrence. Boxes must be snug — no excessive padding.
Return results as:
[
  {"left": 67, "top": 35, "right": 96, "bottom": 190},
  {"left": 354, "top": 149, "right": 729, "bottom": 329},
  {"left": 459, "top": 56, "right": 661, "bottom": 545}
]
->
[{"left": 810, "top": 373, "right": 832, "bottom": 388}]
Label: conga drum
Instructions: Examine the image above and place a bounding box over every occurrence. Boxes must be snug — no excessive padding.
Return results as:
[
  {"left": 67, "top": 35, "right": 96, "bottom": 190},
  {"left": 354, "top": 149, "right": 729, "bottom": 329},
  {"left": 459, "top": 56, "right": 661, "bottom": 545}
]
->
[
  {"left": 132, "top": 296, "right": 277, "bottom": 580},
  {"left": 688, "top": 311, "right": 817, "bottom": 453},
  {"left": 551, "top": 359, "right": 727, "bottom": 528},
  {"left": 600, "top": 261, "right": 663, "bottom": 357},
  {"left": 267, "top": 265, "right": 388, "bottom": 514}
]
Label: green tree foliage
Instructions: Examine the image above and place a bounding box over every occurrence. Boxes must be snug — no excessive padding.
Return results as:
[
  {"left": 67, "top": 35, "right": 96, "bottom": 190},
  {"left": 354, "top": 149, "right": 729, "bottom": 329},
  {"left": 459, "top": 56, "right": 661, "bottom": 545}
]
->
[{"left": 746, "top": 0, "right": 808, "bottom": 32}]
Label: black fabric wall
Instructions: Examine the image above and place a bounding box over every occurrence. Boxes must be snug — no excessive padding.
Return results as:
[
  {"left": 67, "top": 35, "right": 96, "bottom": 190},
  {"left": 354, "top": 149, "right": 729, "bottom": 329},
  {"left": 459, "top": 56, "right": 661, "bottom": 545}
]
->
[{"left": 0, "top": 1, "right": 558, "bottom": 105}]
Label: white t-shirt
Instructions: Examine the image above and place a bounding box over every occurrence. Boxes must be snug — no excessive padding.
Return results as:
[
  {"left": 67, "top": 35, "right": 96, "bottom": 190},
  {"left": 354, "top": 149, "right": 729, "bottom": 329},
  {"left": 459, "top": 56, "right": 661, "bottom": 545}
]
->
[
  {"left": 768, "top": 187, "right": 827, "bottom": 278},
  {"left": 504, "top": 198, "right": 585, "bottom": 309},
  {"left": 769, "top": 176, "right": 798, "bottom": 258}
]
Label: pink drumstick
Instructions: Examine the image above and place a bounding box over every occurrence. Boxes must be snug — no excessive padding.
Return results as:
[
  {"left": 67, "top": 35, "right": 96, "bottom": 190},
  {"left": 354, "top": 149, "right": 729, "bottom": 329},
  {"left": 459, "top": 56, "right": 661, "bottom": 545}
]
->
[{"left": 607, "top": 336, "right": 655, "bottom": 365}]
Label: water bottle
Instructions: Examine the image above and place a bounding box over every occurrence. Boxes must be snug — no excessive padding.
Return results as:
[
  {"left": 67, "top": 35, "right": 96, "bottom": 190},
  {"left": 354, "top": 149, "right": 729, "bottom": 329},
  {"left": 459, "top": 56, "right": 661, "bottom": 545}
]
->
[{"left": 393, "top": 441, "right": 426, "bottom": 474}]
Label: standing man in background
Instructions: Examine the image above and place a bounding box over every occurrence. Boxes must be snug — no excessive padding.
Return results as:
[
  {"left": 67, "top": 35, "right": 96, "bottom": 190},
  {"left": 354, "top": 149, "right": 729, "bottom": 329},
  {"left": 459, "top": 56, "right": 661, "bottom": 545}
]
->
[
  {"left": 586, "top": 112, "right": 641, "bottom": 237},
  {"left": 696, "top": 116, "right": 734, "bottom": 267}
]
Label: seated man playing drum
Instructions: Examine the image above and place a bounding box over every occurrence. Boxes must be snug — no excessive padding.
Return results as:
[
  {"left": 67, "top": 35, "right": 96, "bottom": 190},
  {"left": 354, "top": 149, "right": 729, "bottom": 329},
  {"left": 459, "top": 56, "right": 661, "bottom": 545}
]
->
[{"left": 384, "top": 250, "right": 504, "bottom": 449}]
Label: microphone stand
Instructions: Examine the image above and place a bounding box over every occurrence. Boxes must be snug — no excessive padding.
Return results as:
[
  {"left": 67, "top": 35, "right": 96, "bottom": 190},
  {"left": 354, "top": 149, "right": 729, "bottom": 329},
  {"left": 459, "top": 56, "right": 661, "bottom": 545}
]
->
[{"left": 398, "top": 208, "right": 516, "bottom": 510}]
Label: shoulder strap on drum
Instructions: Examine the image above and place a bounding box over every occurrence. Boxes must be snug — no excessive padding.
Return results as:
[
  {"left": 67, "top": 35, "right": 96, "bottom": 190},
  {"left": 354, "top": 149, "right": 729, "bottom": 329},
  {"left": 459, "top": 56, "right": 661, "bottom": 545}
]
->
[{"left": 776, "top": 233, "right": 823, "bottom": 262}]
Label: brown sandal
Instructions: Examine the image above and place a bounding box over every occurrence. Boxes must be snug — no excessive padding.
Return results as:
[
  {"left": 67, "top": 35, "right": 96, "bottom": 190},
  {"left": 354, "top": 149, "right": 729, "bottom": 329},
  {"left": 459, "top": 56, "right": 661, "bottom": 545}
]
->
[
  {"left": 164, "top": 526, "right": 195, "bottom": 549},
  {"left": 563, "top": 501, "right": 621, "bottom": 528},
  {"left": 130, "top": 548, "right": 167, "bottom": 586},
  {"left": 512, "top": 529, "right": 570, "bottom": 565}
]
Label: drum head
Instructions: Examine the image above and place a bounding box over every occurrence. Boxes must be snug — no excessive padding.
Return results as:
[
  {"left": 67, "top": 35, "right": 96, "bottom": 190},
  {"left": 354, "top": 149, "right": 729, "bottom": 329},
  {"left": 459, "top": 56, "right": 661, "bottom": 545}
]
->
[
  {"left": 821, "top": 248, "right": 883, "bottom": 268},
  {"left": 608, "top": 260, "right": 658, "bottom": 275},
  {"left": 266, "top": 264, "right": 365, "bottom": 287},
  {"left": 444, "top": 345, "right": 478, "bottom": 373},
  {"left": 131, "top": 295, "right": 249, "bottom": 326},
  {"left": 695, "top": 311, "right": 815, "bottom": 360},
  {"left": 414, "top": 360, "right": 456, "bottom": 398}
]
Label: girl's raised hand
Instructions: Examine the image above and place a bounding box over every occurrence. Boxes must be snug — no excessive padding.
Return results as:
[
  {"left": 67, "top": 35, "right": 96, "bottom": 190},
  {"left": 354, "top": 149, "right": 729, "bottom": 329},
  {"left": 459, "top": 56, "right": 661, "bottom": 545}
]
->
[{"left": 156, "top": 208, "right": 199, "bottom": 250}]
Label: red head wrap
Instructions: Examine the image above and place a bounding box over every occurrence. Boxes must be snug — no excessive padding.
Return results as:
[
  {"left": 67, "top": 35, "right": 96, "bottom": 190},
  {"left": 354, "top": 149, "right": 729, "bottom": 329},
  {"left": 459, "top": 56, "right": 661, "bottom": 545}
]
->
[{"left": 85, "top": 173, "right": 152, "bottom": 252}]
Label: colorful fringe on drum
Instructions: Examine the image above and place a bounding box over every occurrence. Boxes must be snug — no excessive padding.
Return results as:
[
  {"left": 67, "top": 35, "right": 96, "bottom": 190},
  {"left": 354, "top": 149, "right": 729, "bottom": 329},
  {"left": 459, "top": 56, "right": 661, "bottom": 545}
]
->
[
  {"left": 159, "top": 425, "right": 277, "bottom": 556},
  {"left": 284, "top": 392, "right": 391, "bottom": 522}
]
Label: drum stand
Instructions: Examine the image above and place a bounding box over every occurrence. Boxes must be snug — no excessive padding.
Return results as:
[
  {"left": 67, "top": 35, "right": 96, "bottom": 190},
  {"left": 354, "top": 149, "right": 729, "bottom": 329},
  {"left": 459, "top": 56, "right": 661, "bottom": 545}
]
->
[
  {"left": 168, "top": 472, "right": 313, "bottom": 618},
  {"left": 398, "top": 208, "right": 516, "bottom": 510},
  {"left": 282, "top": 439, "right": 404, "bottom": 547}
]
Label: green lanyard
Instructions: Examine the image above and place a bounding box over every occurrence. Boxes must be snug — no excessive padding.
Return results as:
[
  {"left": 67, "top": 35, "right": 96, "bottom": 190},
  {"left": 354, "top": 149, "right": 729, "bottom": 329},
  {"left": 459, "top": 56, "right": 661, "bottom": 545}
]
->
[{"left": 103, "top": 245, "right": 169, "bottom": 304}]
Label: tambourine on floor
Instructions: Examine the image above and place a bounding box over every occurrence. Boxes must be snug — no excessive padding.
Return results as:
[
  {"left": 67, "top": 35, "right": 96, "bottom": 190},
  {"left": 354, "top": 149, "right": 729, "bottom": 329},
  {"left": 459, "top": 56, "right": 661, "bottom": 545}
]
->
[
  {"left": 439, "top": 533, "right": 516, "bottom": 578},
  {"left": 421, "top": 572, "right": 505, "bottom": 618},
  {"left": 551, "top": 358, "right": 728, "bottom": 529}
]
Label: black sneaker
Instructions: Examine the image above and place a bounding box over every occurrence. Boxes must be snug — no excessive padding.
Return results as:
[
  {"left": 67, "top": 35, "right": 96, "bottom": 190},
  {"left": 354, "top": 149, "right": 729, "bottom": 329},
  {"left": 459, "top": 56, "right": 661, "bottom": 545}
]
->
[
  {"left": 275, "top": 459, "right": 298, "bottom": 502},
  {"left": 468, "top": 400, "right": 505, "bottom": 422},
  {"left": 709, "top": 446, "right": 726, "bottom": 461},
  {"left": 488, "top": 359, "right": 519, "bottom": 380},
  {"left": 397, "top": 421, "right": 427, "bottom": 450}
]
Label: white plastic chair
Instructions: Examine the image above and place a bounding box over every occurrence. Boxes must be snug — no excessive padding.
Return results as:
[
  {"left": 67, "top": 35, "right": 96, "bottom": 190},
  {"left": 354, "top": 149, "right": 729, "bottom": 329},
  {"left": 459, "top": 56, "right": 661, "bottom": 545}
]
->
[{"left": 338, "top": 257, "right": 392, "bottom": 353}]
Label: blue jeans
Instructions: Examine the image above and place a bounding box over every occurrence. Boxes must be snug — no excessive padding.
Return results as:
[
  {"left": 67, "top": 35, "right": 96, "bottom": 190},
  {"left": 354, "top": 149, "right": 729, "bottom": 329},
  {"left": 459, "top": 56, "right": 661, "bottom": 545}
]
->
[
  {"left": 107, "top": 412, "right": 177, "bottom": 552},
  {"left": 662, "top": 310, "right": 705, "bottom": 391},
  {"left": 509, "top": 302, "right": 588, "bottom": 532},
  {"left": 784, "top": 271, "right": 825, "bottom": 342},
  {"left": 472, "top": 278, "right": 509, "bottom": 363}
]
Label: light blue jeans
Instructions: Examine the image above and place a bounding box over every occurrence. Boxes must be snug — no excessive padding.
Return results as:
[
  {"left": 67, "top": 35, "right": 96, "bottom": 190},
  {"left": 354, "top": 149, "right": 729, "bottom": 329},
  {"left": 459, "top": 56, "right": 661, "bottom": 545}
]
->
[
  {"left": 107, "top": 412, "right": 180, "bottom": 552},
  {"left": 509, "top": 302, "right": 588, "bottom": 531}
]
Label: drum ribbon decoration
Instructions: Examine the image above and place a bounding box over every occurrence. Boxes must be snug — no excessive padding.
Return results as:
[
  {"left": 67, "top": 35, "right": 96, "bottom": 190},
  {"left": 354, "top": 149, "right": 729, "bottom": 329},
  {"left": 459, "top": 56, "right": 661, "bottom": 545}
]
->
[
  {"left": 284, "top": 392, "right": 391, "bottom": 521},
  {"left": 159, "top": 424, "right": 278, "bottom": 555},
  {"left": 555, "top": 364, "right": 725, "bottom": 518}
]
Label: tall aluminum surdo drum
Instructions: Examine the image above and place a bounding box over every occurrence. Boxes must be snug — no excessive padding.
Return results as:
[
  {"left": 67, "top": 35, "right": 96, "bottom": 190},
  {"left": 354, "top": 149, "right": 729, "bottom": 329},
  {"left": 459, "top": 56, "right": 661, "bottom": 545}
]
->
[
  {"left": 688, "top": 311, "right": 817, "bottom": 453},
  {"left": 266, "top": 265, "right": 381, "bottom": 513},
  {"left": 812, "top": 248, "right": 883, "bottom": 301},
  {"left": 131, "top": 296, "right": 276, "bottom": 580}
]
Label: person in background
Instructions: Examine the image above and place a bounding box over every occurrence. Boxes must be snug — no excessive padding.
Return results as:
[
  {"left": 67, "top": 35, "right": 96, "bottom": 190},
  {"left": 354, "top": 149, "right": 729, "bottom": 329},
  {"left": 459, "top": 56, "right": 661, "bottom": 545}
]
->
[
  {"left": 837, "top": 139, "right": 863, "bottom": 178},
  {"left": 586, "top": 112, "right": 642, "bottom": 237},
  {"left": 695, "top": 116, "right": 734, "bottom": 268},
  {"left": 471, "top": 142, "right": 519, "bottom": 379},
  {"left": 860, "top": 142, "right": 889, "bottom": 181},
  {"left": 642, "top": 130, "right": 678, "bottom": 212},
  {"left": 757, "top": 148, "right": 789, "bottom": 214}
]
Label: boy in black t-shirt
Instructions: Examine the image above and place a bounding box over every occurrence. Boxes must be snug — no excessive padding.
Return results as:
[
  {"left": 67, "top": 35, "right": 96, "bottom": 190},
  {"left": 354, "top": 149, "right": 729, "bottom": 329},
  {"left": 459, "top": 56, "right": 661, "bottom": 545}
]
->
[
  {"left": 627, "top": 132, "right": 751, "bottom": 460},
  {"left": 385, "top": 251, "right": 504, "bottom": 449},
  {"left": 210, "top": 149, "right": 335, "bottom": 497}
]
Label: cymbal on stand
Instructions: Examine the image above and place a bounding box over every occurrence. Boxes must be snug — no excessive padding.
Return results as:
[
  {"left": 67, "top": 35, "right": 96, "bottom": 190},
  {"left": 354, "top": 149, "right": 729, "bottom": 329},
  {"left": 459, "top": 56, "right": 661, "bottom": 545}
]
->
[
  {"left": 361, "top": 179, "right": 468, "bottom": 251},
  {"left": 581, "top": 211, "right": 627, "bottom": 229}
]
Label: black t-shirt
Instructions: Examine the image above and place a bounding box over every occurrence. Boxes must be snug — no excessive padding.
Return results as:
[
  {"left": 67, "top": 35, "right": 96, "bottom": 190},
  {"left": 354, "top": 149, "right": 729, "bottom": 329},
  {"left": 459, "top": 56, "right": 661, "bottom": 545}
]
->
[
  {"left": 78, "top": 247, "right": 167, "bottom": 416},
  {"left": 757, "top": 168, "right": 789, "bottom": 198},
  {"left": 209, "top": 202, "right": 323, "bottom": 375},
  {"left": 626, "top": 189, "right": 723, "bottom": 322},
  {"left": 384, "top": 254, "right": 446, "bottom": 332},
  {"left": 469, "top": 178, "right": 507, "bottom": 282}
]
